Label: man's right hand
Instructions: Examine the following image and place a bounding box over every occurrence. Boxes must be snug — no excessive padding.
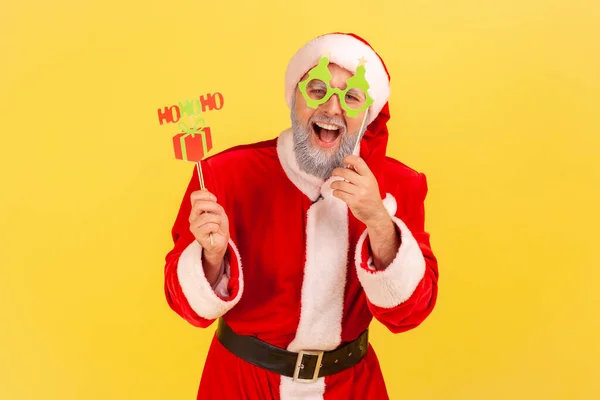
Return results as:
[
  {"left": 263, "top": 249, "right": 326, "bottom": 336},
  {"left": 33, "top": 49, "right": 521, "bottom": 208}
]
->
[{"left": 189, "top": 189, "right": 230, "bottom": 270}]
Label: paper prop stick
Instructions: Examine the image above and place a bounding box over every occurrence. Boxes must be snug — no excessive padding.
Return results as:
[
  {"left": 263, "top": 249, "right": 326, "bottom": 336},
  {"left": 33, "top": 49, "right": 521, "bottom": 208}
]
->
[
  {"left": 348, "top": 57, "right": 372, "bottom": 166},
  {"left": 351, "top": 110, "right": 369, "bottom": 157},
  {"left": 194, "top": 161, "right": 212, "bottom": 246},
  {"left": 172, "top": 115, "right": 215, "bottom": 245},
  {"left": 342, "top": 110, "right": 370, "bottom": 177}
]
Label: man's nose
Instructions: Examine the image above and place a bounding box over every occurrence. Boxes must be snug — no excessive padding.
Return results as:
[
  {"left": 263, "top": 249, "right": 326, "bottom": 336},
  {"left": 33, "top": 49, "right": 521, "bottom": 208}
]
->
[{"left": 321, "top": 92, "right": 343, "bottom": 116}]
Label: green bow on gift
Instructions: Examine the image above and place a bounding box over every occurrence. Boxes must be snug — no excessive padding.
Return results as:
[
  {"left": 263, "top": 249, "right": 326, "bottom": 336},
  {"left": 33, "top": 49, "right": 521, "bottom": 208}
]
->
[{"left": 177, "top": 116, "right": 209, "bottom": 161}]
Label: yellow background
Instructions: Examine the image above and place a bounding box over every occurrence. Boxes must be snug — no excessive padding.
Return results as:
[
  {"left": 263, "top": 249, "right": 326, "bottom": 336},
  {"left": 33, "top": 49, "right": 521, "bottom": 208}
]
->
[{"left": 1, "top": 0, "right": 599, "bottom": 398}]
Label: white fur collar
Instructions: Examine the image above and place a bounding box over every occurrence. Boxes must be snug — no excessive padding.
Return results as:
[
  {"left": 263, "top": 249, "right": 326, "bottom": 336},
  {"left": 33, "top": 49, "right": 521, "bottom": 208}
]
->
[{"left": 276, "top": 128, "right": 359, "bottom": 202}]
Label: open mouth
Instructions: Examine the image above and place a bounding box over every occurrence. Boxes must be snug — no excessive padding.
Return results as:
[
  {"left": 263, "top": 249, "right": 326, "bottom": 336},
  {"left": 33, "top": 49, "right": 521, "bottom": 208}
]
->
[{"left": 312, "top": 121, "right": 342, "bottom": 148}]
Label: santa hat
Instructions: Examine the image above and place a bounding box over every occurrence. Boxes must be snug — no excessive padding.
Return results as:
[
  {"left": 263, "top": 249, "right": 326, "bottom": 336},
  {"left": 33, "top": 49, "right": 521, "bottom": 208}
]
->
[{"left": 285, "top": 32, "right": 392, "bottom": 198}]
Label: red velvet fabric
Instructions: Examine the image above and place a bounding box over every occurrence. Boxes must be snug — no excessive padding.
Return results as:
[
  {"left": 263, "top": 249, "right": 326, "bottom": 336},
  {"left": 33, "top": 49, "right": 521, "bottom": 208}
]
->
[{"left": 164, "top": 140, "right": 438, "bottom": 398}]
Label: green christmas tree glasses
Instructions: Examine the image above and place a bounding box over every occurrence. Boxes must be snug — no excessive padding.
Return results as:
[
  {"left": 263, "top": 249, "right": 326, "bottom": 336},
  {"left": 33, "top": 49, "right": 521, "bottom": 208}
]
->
[{"left": 298, "top": 56, "right": 374, "bottom": 118}]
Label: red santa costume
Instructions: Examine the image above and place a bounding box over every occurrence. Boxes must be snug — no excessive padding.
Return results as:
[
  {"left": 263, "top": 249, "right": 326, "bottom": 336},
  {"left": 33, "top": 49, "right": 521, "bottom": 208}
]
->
[{"left": 164, "top": 32, "right": 439, "bottom": 399}]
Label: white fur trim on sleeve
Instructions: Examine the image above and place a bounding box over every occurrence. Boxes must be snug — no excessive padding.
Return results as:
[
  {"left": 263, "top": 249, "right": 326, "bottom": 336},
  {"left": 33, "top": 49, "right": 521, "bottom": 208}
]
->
[
  {"left": 355, "top": 216, "right": 426, "bottom": 308},
  {"left": 176, "top": 239, "right": 243, "bottom": 320}
]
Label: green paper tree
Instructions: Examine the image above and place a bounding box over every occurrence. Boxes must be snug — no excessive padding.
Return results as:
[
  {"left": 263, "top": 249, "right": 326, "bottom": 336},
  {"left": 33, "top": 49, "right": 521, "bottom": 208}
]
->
[{"left": 344, "top": 58, "right": 374, "bottom": 117}]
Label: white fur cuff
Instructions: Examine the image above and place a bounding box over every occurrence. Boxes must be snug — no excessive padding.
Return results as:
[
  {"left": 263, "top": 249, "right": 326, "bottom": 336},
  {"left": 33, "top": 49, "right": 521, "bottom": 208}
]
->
[
  {"left": 176, "top": 239, "right": 243, "bottom": 320},
  {"left": 355, "top": 217, "right": 426, "bottom": 308}
]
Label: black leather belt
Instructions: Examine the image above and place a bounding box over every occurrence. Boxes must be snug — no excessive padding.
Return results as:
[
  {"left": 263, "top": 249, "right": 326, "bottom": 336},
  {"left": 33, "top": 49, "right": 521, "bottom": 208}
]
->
[{"left": 215, "top": 318, "right": 369, "bottom": 383}]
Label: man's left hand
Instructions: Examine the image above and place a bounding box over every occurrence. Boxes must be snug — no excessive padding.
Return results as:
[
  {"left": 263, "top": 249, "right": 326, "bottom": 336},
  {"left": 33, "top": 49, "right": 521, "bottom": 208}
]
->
[{"left": 330, "top": 155, "right": 389, "bottom": 227}]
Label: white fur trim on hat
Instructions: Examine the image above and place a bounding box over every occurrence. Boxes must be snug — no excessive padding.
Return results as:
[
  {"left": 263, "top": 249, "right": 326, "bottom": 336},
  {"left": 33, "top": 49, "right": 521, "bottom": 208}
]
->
[{"left": 285, "top": 33, "right": 390, "bottom": 125}]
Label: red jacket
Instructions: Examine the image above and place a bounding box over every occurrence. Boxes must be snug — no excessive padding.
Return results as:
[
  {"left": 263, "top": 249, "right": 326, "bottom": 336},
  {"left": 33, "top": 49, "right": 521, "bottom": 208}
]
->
[{"left": 163, "top": 126, "right": 439, "bottom": 399}]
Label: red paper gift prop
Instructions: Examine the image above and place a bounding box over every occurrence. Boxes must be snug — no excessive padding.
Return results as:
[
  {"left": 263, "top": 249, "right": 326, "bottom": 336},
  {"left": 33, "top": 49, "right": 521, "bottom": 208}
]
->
[{"left": 172, "top": 127, "right": 213, "bottom": 162}]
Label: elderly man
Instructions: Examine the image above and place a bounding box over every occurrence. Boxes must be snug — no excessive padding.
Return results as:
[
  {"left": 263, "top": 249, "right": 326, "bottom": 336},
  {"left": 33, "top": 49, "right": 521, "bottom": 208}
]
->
[{"left": 164, "top": 32, "right": 439, "bottom": 399}]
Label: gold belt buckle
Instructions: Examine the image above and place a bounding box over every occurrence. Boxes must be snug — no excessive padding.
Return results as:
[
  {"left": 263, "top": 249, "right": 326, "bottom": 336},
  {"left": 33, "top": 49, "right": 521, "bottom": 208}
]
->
[{"left": 293, "top": 350, "right": 324, "bottom": 383}]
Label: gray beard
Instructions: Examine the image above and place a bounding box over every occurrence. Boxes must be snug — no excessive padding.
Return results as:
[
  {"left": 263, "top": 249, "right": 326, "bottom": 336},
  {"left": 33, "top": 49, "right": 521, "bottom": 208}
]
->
[{"left": 290, "top": 98, "right": 365, "bottom": 180}]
